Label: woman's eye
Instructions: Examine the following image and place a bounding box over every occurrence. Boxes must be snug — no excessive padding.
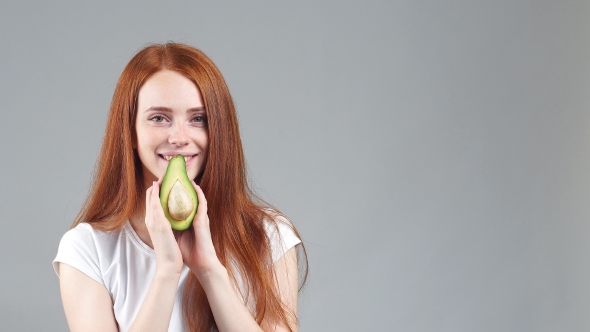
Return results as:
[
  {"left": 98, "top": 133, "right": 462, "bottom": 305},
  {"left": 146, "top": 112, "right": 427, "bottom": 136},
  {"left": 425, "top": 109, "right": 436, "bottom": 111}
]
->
[
  {"left": 192, "top": 115, "right": 207, "bottom": 124},
  {"left": 150, "top": 115, "right": 165, "bottom": 122}
]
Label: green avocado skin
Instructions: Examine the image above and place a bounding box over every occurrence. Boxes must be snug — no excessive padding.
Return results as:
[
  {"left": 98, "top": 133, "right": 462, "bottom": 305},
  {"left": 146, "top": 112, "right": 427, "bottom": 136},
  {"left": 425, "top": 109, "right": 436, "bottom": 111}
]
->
[{"left": 159, "top": 155, "right": 198, "bottom": 230}]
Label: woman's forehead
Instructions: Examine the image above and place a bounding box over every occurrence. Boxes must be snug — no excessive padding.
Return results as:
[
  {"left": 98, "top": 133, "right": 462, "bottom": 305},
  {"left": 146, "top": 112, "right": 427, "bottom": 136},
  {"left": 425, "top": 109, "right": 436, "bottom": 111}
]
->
[{"left": 138, "top": 70, "right": 204, "bottom": 112}]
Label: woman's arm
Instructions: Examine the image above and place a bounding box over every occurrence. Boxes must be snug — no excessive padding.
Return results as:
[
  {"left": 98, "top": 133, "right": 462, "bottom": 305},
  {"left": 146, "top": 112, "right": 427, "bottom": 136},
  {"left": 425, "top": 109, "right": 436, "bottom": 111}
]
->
[
  {"left": 201, "top": 247, "right": 299, "bottom": 332},
  {"left": 59, "top": 263, "right": 119, "bottom": 332},
  {"left": 59, "top": 262, "right": 181, "bottom": 332},
  {"left": 127, "top": 269, "right": 181, "bottom": 332},
  {"left": 179, "top": 184, "right": 300, "bottom": 332},
  {"left": 59, "top": 181, "right": 184, "bottom": 332},
  {"left": 128, "top": 181, "right": 185, "bottom": 332},
  {"left": 262, "top": 246, "right": 299, "bottom": 331}
]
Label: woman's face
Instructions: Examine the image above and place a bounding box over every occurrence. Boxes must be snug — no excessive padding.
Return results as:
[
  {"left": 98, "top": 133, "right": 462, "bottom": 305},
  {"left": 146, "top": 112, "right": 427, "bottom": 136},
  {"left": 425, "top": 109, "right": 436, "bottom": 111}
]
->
[{"left": 135, "top": 69, "right": 208, "bottom": 188}]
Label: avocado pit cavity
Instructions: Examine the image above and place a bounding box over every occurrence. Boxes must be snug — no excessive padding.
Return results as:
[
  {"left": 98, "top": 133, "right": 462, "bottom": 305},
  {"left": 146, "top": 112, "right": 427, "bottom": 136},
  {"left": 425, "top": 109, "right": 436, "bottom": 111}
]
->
[{"left": 168, "top": 180, "right": 194, "bottom": 220}]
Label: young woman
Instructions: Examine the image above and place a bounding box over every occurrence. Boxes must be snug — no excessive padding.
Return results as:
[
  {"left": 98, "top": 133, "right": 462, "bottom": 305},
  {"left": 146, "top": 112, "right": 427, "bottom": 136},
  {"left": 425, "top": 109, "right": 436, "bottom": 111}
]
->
[{"left": 53, "top": 43, "right": 307, "bottom": 332}]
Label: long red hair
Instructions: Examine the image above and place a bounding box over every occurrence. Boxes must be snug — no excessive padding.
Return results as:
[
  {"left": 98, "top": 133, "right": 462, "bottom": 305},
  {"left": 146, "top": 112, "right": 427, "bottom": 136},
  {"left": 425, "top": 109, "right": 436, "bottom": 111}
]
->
[{"left": 73, "top": 43, "right": 307, "bottom": 331}]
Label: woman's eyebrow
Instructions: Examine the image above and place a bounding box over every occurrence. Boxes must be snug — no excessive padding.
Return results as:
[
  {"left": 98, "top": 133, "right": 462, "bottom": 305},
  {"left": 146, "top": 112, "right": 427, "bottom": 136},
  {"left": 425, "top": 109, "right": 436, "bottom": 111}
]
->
[
  {"left": 144, "top": 106, "right": 205, "bottom": 113},
  {"left": 145, "top": 106, "right": 173, "bottom": 113},
  {"left": 187, "top": 107, "right": 206, "bottom": 113}
]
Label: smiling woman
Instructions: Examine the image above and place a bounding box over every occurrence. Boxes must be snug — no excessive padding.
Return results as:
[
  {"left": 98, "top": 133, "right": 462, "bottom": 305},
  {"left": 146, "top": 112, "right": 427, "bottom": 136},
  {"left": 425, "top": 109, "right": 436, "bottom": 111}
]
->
[{"left": 52, "top": 43, "right": 307, "bottom": 332}]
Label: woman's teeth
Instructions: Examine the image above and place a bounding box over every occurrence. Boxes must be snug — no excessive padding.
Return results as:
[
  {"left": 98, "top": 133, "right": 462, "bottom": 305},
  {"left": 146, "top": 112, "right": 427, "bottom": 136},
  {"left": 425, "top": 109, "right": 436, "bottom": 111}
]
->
[{"left": 162, "top": 155, "right": 193, "bottom": 162}]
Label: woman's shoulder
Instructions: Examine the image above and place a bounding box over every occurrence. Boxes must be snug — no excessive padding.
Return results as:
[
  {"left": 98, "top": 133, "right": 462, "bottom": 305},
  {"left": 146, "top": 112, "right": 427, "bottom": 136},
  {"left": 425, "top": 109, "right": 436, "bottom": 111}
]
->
[
  {"left": 58, "top": 221, "right": 151, "bottom": 256},
  {"left": 53, "top": 223, "right": 109, "bottom": 284},
  {"left": 52, "top": 222, "right": 134, "bottom": 282},
  {"left": 261, "top": 209, "right": 302, "bottom": 263},
  {"left": 59, "top": 222, "right": 126, "bottom": 247}
]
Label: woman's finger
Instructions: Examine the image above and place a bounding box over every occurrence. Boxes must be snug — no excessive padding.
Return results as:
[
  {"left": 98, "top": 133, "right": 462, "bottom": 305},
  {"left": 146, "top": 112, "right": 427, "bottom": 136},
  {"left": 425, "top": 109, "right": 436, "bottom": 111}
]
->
[
  {"left": 151, "top": 181, "right": 159, "bottom": 202},
  {"left": 192, "top": 181, "right": 208, "bottom": 219},
  {"left": 145, "top": 185, "right": 153, "bottom": 207}
]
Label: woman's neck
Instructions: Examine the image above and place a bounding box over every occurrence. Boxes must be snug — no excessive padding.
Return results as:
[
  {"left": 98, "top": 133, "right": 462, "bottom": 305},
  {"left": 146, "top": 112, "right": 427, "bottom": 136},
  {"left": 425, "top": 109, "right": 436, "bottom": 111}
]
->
[{"left": 129, "top": 205, "right": 154, "bottom": 249}]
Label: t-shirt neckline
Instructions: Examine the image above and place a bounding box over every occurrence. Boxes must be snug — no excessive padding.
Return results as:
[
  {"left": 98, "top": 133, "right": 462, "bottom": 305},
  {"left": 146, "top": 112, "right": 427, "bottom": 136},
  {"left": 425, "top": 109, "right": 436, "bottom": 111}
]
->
[{"left": 124, "top": 221, "right": 156, "bottom": 257}]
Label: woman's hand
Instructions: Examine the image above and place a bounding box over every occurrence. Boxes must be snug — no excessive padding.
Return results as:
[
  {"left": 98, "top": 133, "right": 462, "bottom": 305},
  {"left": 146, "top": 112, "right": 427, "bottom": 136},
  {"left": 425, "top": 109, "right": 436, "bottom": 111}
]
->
[
  {"left": 176, "top": 182, "right": 223, "bottom": 278},
  {"left": 145, "top": 181, "right": 184, "bottom": 276}
]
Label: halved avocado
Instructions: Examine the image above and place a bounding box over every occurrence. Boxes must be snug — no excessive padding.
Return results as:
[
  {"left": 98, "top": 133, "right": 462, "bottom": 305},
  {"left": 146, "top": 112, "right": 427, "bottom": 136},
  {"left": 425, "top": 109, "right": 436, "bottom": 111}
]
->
[{"left": 159, "top": 155, "right": 198, "bottom": 230}]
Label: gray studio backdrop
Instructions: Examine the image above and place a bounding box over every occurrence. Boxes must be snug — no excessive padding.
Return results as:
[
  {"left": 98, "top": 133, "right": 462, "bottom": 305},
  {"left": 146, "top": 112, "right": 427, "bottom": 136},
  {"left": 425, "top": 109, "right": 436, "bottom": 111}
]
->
[{"left": 1, "top": 1, "right": 589, "bottom": 331}]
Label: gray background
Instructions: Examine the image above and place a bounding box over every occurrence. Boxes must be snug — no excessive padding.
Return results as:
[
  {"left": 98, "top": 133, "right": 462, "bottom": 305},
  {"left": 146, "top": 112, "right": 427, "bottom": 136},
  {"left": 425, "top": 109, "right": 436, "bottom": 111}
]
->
[{"left": 1, "top": 1, "right": 589, "bottom": 331}]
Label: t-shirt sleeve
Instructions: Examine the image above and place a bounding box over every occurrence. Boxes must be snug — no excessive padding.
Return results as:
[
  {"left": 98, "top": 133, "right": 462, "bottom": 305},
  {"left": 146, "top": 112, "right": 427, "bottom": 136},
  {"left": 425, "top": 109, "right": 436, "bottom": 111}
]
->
[
  {"left": 265, "top": 216, "right": 302, "bottom": 263},
  {"left": 52, "top": 224, "right": 104, "bottom": 285}
]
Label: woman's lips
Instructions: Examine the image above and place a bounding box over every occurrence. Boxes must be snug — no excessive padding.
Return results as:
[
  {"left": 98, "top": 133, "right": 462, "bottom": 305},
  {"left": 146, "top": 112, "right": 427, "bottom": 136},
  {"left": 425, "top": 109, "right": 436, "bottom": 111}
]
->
[{"left": 159, "top": 154, "right": 198, "bottom": 165}]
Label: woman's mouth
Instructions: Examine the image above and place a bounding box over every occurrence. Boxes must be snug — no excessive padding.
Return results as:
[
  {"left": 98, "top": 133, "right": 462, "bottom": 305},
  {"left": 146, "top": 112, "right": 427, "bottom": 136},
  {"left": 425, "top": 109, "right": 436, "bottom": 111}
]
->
[{"left": 160, "top": 154, "right": 197, "bottom": 163}]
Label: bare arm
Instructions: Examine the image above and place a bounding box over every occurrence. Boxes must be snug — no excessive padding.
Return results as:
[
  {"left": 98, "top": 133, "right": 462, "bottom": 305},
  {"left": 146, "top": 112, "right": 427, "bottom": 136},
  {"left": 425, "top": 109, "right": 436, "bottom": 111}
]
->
[
  {"left": 178, "top": 183, "right": 300, "bottom": 332},
  {"left": 59, "top": 263, "right": 119, "bottom": 332},
  {"left": 59, "top": 182, "right": 184, "bottom": 332},
  {"left": 59, "top": 262, "right": 181, "bottom": 332},
  {"left": 262, "top": 246, "right": 299, "bottom": 332},
  {"left": 128, "top": 181, "right": 184, "bottom": 332},
  {"left": 198, "top": 246, "right": 299, "bottom": 332},
  {"left": 127, "top": 270, "right": 181, "bottom": 332}
]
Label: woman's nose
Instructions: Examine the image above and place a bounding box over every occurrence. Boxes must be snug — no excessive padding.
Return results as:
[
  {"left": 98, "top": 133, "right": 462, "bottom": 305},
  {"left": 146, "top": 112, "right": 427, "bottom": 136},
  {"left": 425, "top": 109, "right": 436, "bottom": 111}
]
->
[{"left": 169, "top": 123, "right": 189, "bottom": 146}]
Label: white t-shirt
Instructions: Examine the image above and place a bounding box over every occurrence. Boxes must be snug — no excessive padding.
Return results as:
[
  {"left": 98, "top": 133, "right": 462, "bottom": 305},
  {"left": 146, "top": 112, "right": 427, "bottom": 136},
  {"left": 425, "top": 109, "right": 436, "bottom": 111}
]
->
[{"left": 53, "top": 218, "right": 300, "bottom": 332}]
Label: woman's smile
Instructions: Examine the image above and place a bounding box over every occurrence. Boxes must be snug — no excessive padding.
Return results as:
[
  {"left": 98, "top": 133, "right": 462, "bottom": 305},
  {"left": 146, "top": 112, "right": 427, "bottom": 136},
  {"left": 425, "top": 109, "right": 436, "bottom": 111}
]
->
[{"left": 159, "top": 153, "right": 200, "bottom": 166}]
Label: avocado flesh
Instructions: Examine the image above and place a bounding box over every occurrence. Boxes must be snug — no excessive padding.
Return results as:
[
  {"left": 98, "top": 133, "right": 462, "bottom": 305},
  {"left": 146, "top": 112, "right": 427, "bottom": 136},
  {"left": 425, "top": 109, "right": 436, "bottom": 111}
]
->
[{"left": 159, "top": 155, "right": 198, "bottom": 230}]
